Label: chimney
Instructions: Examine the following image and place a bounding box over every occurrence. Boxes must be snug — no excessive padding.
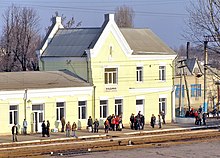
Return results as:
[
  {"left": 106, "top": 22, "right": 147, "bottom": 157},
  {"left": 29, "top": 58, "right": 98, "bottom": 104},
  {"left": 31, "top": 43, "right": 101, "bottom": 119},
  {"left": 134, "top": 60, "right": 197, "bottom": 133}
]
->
[
  {"left": 52, "top": 16, "right": 62, "bottom": 25},
  {"left": 104, "top": 14, "right": 114, "bottom": 22},
  {"left": 186, "top": 42, "right": 190, "bottom": 59}
]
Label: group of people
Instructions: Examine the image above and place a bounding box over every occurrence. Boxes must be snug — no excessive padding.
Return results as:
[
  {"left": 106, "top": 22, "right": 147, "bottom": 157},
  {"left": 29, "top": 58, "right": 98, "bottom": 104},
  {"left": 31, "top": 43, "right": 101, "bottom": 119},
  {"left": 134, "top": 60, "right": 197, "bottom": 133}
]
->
[
  {"left": 41, "top": 120, "right": 50, "bottom": 137},
  {"left": 87, "top": 114, "right": 123, "bottom": 134},
  {"left": 194, "top": 106, "right": 207, "bottom": 126},
  {"left": 11, "top": 112, "right": 166, "bottom": 142},
  {"left": 150, "top": 111, "right": 166, "bottom": 129},
  {"left": 130, "top": 111, "right": 145, "bottom": 130},
  {"left": 61, "top": 117, "right": 78, "bottom": 138},
  {"left": 87, "top": 116, "right": 100, "bottom": 133},
  {"left": 185, "top": 106, "right": 207, "bottom": 126}
]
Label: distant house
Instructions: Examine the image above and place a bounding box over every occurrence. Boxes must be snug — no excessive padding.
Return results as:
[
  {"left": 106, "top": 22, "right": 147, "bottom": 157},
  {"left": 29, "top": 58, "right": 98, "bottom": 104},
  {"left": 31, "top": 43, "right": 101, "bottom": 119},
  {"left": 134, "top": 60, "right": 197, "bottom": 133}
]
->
[
  {"left": 174, "top": 57, "right": 219, "bottom": 115},
  {"left": 0, "top": 70, "right": 92, "bottom": 134},
  {"left": 37, "top": 14, "right": 177, "bottom": 128}
]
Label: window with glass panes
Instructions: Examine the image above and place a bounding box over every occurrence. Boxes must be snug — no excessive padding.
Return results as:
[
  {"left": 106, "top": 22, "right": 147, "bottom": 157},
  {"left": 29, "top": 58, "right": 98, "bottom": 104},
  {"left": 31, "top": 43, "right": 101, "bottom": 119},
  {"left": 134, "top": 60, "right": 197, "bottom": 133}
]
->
[
  {"left": 159, "top": 98, "right": 166, "bottom": 114},
  {"left": 100, "top": 100, "right": 108, "bottom": 118},
  {"left": 104, "top": 68, "right": 117, "bottom": 84},
  {"left": 78, "top": 101, "right": 87, "bottom": 119},
  {"left": 115, "top": 99, "right": 123, "bottom": 116},
  {"left": 159, "top": 66, "right": 166, "bottom": 81},
  {"left": 56, "top": 102, "right": 65, "bottom": 121},
  {"left": 191, "top": 84, "right": 201, "bottom": 97},
  {"left": 9, "top": 105, "right": 18, "bottom": 124},
  {"left": 175, "top": 85, "right": 185, "bottom": 98},
  {"left": 136, "top": 67, "right": 143, "bottom": 82}
]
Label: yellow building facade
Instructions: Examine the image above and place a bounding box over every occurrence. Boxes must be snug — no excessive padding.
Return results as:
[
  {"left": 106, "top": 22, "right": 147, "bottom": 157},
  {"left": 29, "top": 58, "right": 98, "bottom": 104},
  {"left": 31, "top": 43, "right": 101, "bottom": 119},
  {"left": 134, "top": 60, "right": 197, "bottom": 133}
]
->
[
  {"left": 0, "top": 71, "right": 93, "bottom": 134},
  {"left": 38, "top": 14, "right": 177, "bottom": 129}
]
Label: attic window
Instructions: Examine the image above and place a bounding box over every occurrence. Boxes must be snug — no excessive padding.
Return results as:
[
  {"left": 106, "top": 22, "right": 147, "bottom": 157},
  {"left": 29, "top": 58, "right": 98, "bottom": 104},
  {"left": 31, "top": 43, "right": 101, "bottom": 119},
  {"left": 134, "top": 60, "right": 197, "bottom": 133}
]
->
[{"left": 110, "top": 46, "right": 112, "bottom": 57}]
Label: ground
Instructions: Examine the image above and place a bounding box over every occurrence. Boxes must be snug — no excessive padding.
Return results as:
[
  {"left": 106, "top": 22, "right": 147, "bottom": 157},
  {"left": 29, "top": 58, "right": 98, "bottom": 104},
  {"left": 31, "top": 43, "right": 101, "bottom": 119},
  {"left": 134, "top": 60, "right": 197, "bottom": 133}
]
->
[{"left": 52, "top": 139, "right": 220, "bottom": 158}]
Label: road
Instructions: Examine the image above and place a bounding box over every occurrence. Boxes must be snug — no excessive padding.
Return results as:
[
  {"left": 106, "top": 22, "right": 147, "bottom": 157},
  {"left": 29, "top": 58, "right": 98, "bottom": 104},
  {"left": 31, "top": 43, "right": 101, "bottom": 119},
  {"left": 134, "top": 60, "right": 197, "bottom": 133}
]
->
[{"left": 51, "top": 139, "right": 220, "bottom": 158}]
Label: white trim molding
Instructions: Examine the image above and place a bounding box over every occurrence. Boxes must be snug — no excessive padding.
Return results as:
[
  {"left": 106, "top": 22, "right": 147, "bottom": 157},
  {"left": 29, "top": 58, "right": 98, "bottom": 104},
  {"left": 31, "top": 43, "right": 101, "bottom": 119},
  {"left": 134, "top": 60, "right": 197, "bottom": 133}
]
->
[{"left": 129, "top": 87, "right": 173, "bottom": 93}]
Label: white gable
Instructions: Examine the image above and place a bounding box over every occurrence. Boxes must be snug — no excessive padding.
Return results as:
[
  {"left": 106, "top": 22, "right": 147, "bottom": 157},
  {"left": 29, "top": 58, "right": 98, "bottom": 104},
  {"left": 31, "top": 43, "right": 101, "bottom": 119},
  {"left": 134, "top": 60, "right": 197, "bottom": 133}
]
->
[{"left": 89, "top": 14, "right": 133, "bottom": 58}]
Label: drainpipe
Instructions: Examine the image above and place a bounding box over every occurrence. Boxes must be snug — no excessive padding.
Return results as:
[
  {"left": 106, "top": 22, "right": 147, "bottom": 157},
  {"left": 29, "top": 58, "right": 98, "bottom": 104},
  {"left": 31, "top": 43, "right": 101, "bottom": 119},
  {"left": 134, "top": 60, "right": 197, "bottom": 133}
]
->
[
  {"left": 171, "top": 86, "right": 176, "bottom": 123},
  {"left": 93, "top": 86, "right": 96, "bottom": 120},
  {"left": 24, "top": 89, "right": 27, "bottom": 120}
]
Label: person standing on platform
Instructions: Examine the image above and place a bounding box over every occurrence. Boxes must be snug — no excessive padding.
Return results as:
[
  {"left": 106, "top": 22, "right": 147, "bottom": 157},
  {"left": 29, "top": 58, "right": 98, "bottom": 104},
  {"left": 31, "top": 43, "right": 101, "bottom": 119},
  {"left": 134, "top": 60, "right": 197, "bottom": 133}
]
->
[
  {"left": 23, "top": 119, "right": 28, "bottom": 135},
  {"left": 61, "top": 117, "right": 65, "bottom": 132},
  {"left": 72, "top": 122, "right": 77, "bottom": 138},
  {"left": 66, "top": 121, "right": 71, "bottom": 137},
  {"left": 150, "top": 114, "right": 156, "bottom": 128},
  {"left": 93, "top": 119, "right": 99, "bottom": 133},
  {"left": 161, "top": 111, "right": 166, "bottom": 124},
  {"left": 41, "top": 120, "right": 46, "bottom": 137},
  {"left": 12, "top": 124, "right": 18, "bottom": 142},
  {"left": 46, "top": 120, "right": 50, "bottom": 137},
  {"left": 87, "top": 116, "right": 93, "bottom": 133},
  {"left": 158, "top": 114, "right": 162, "bottom": 129}
]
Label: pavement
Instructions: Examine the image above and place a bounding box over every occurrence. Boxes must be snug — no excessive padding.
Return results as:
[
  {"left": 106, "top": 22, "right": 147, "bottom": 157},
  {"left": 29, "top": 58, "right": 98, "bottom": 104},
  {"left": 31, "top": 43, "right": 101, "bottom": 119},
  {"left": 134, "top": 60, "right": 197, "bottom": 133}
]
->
[{"left": 1, "top": 118, "right": 220, "bottom": 144}]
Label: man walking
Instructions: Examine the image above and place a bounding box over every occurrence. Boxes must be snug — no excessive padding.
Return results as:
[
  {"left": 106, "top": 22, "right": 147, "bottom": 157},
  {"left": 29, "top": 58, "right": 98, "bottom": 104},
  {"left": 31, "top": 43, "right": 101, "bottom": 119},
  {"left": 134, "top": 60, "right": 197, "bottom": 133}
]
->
[{"left": 12, "top": 124, "right": 18, "bottom": 142}]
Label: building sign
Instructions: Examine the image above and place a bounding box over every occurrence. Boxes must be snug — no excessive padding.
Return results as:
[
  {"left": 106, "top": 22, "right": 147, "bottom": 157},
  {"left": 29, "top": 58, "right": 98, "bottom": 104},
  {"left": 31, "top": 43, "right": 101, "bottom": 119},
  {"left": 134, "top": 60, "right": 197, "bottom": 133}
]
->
[{"left": 105, "top": 85, "right": 117, "bottom": 92}]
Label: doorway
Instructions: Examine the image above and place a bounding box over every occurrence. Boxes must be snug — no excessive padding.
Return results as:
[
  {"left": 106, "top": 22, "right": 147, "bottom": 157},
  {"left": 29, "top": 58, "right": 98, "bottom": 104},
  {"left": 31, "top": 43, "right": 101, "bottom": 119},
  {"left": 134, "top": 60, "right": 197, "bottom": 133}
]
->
[{"left": 32, "top": 104, "right": 44, "bottom": 133}]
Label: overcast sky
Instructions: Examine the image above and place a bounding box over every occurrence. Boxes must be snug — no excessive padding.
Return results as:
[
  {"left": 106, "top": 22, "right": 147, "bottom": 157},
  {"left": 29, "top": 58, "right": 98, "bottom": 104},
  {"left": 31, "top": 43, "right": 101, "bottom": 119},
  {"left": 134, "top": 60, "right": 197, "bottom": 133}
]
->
[{"left": 0, "top": 0, "right": 191, "bottom": 48}]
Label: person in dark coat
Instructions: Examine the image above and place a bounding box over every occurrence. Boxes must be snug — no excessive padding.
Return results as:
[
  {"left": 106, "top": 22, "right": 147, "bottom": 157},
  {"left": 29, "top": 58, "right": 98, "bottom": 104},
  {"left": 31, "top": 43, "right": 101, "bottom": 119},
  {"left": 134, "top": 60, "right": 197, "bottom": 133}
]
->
[
  {"left": 130, "top": 113, "right": 135, "bottom": 130},
  {"left": 107, "top": 115, "right": 112, "bottom": 130},
  {"left": 87, "top": 116, "right": 93, "bottom": 132},
  {"left": 46, "top": 120, "right": 50, "bottom": 137},
  {"left": 158, "top": 114, "right": 162, "bottom": 128},
  {"left": 93, "top": 119, "right": 99, "bottom": 133},
  {"left": 12, "top": 124, "right": 18, "bottom": 142},
  {"left": 150, "top": 114, "right": 156, "bottom": 128},
  {"left": 140, "top": 114, "right": 145, "bottom": 130},
  {"left": 203, "top": 113, "right": 207, "bottom": 125},
  {"left": 41, "top": 120, "right": 46, "bottom": 137}
]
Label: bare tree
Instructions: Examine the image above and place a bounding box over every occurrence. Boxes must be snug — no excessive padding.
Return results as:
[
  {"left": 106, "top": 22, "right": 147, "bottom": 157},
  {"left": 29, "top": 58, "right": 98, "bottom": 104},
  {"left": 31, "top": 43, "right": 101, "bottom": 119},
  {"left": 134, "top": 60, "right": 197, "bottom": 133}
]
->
[
  {"left": 45, "top": 11, "right": 81, "bottom": 32},
  {"left": 0, "top": 5, "right": 40, "bottom": 71},
  {"left": 184, "top": 0, "right": 220, "bottom": 50},
  {"left": 115, "top": 5, "right": 135, "bottom": 28}
]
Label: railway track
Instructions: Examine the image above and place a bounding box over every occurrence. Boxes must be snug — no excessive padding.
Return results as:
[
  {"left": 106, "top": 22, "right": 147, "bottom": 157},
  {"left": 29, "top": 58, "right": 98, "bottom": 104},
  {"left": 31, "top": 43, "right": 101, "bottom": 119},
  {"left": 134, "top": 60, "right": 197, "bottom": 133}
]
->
[{"left": 0, "top": 128, "right": 220, "bottom": 157}]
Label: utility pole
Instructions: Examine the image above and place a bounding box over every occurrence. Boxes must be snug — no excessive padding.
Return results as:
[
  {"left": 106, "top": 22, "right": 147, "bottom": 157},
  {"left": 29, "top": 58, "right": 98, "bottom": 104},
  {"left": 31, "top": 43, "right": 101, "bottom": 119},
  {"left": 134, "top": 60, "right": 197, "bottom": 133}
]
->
[
  {"left": 203, "top": 40, "right": 208, "bottom": 113},
  {"left": 179, "top": 66, "right": 183, "bottom": 116}
]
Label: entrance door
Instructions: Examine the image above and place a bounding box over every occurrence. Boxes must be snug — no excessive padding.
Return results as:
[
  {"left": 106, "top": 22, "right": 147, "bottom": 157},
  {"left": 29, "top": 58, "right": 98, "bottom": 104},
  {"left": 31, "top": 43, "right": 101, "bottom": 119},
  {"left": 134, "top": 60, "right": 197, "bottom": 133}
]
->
[
  {"left": 32, "top": 104, "right": 44, "bottom": 133},
  {"left": 136, "top": 99, "right": 144, "bottom": 115}
]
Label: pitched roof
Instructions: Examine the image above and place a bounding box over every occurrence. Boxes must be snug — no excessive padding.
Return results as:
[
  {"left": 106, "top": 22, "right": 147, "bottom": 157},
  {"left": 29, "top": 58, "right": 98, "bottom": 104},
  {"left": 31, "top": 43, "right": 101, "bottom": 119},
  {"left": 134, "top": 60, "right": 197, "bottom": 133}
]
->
[
  {"left": 41, "top": 24, "right": 176, "bottom": 57},
  {"left": 0, "top": 70, "right": 91, "bottom": 91},
  {"left": 175, "top": 57, "right": 203, "bottom": 76},
  {"left": 120, "top": 28, "right": 176, "bottom": 55},
  {"left": 42, "top": 28, "right": 101, "bottom": 57}
]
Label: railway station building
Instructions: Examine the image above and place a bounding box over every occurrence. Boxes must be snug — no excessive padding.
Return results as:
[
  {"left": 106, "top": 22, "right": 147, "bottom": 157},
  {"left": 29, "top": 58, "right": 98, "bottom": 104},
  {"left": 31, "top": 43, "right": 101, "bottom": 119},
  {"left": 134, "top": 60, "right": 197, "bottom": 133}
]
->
[
  {"left": 0, "top": 71, "right": 93, "bottom": 134},
  {"left": 36, "top": 13, "right": 177, "bottom": 132}
]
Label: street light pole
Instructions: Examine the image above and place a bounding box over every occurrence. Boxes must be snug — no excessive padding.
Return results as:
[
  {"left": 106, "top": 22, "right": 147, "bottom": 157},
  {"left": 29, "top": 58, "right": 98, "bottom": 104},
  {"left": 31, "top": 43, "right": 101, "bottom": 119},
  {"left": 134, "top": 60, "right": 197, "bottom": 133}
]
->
[{"left": 203, "top": 40, "right": 208, "bottom": 113}]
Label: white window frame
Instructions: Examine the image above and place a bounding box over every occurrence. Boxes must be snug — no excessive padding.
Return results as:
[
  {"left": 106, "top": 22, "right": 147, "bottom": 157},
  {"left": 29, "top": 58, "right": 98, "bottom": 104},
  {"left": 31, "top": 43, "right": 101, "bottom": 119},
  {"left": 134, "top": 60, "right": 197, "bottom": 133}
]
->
[
  {"left": 56, "top": 102, "right": 65, "bottom": 121},
  {"left": 104, "top": 68, "right": 118, "bottom": 84},
  {"left": 100, "top": 100, "right": 108, "bottom": 118},
  {"left": 159, "top": 66, "right": 166, "bottom": 81},
  {"left": 115, "top": 99, "right": 123, "bottom": 116},
  {"left": 78, "top": 101, "right": 87, "bottom": 119},
  {"left": 9, "top": 105, "right": 18, "bottom": 125},
  {"left": 159, "top": 98, "right": 166, "bottom": 114},
  {"left": 136, "top": 66, "right": 143, "bottom": 82}
]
